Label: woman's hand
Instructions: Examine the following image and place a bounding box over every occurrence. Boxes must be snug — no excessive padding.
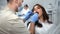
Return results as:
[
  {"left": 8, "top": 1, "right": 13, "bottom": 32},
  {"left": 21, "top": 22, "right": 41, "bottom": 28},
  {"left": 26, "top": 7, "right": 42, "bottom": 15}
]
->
[{"left": 29, "top": 23, "right": 35, "bottom": 34}]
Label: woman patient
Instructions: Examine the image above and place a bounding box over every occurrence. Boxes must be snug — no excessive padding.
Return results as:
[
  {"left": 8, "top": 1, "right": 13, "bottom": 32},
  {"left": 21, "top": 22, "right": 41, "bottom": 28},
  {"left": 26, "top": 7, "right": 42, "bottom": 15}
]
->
[{"left": 28, "top": 4, "right": 53, "bottom": 34}]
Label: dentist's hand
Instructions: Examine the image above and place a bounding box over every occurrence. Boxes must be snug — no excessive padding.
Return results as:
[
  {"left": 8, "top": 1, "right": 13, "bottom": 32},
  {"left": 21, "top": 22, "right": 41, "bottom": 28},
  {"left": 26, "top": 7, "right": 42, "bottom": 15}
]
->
[
  {"left": 29, "top": 13, "right": 38, "bottom": 23},
  {"left": 24, "top": 11, "right": 33, "bottom": 21}
]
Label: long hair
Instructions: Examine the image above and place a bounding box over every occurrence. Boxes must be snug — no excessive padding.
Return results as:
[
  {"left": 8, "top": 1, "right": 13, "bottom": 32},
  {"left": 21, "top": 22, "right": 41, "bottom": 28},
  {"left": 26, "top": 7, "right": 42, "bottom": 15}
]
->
[{"left": 32, "top": 4, "right": 52, "bottom": 24}]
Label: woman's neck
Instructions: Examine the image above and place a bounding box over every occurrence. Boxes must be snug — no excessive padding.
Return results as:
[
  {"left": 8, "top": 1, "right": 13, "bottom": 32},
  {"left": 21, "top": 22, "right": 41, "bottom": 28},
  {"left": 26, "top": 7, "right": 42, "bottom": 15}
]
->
[{"left": 39, "top": 16, "right": 45, "bottom": 22}]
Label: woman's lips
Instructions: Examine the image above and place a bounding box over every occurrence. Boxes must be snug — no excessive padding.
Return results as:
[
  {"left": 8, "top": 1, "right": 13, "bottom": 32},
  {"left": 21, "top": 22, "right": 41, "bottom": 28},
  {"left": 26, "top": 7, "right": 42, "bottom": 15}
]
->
[{"left": 36, "top": 12, "right": 39, "bottom": 14}]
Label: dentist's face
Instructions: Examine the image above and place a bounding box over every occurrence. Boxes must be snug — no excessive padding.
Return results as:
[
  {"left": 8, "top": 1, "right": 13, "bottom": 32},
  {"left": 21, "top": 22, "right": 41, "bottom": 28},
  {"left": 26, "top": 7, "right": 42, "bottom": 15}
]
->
[
  {"left": 18, "top": 0, "right": 23, "bottom": 7},
  {"left": 13, "top": 0, "right": 23, "bottom": 7},
  {"left": 12, "top": 0, "right": 23, "bottom": 12}
]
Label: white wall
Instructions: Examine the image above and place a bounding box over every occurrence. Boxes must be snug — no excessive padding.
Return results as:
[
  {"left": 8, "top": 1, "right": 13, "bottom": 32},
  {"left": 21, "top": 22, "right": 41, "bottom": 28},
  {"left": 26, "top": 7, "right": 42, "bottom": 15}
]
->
[
  {"left": 23, "top": 0, "right": 55, "bottom": 11},
  {"left": 0, "top": 0, "right": 7, "bottom": 10}
]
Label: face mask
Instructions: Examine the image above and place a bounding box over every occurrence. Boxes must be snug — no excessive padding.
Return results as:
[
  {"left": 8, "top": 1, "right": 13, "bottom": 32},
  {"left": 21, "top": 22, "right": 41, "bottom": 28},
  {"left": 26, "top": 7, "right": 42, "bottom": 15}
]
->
[{"left": 18, "top": 6, "right": 23, "bottom": 12}]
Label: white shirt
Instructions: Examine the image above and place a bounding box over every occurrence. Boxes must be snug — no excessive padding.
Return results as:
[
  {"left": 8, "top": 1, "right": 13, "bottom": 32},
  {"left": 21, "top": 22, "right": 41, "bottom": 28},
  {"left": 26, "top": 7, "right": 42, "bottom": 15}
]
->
[
  {"left": 35, "top": 20, "right": 53, "bottom": 34},
  {"left": 0, "top": 6, "right": 29, "bottom": 34}
]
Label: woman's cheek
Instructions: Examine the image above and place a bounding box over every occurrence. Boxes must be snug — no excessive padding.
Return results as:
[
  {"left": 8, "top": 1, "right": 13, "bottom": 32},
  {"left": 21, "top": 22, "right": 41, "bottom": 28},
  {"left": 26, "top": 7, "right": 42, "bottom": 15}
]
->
[{"left": 39, "top": 11, "right": 42, "bottom": 17}]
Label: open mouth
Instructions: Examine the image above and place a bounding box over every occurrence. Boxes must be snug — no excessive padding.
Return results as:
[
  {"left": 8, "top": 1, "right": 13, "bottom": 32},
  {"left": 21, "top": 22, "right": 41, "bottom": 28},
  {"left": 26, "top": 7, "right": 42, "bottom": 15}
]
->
[{"left": 36, "top": 12, "right": 39, "bottom": 14}]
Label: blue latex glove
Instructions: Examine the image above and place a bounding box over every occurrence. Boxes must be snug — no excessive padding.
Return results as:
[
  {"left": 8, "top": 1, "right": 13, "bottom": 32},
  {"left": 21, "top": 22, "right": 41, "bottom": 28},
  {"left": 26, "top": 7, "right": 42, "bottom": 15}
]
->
[
  {"left": 29, "top": 13, "right": 38, "bottom": 23},
  {"left": 24, "top": 11, "right": 33, "bottom": 21}
]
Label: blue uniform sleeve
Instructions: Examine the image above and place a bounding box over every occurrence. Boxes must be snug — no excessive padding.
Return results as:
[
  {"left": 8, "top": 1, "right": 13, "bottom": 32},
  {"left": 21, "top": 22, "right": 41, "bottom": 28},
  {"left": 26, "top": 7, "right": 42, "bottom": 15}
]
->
[{"left": 29, "top": 13, "right": 38, "bottom": 23}]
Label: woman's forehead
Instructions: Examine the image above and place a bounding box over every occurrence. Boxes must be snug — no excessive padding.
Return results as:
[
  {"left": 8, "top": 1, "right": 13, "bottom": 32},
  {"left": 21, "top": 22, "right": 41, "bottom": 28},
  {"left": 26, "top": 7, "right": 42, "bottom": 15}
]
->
[
  {"left": 34, "top": 5, "right": 41, "bottom": 9},
  {"left": 34, "top": 6, "right": 38, "bottom": 8}
]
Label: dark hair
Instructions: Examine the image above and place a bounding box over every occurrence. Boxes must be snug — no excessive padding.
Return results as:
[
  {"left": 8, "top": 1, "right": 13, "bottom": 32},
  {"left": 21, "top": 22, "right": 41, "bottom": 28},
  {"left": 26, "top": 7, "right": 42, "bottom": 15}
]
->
[
  {"left": 24, "top": 4, "right": 28, "bottom": 7},
  {"left": 32, "top": 4, "right": 52, "bottom": 24},
  {"left": 7, "top": 0, "right": 12, "bottom": 3},
  {"left": 7, "top": 0, "right": 9, "bottom": 2}
]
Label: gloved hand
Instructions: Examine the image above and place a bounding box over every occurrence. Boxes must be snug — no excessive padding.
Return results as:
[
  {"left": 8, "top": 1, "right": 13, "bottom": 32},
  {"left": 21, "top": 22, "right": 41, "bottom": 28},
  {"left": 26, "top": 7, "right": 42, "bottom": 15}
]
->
[
  {"left": 29, "top": 13, "right": 38, "bottom": 23},
  {"left": 24, "top": 11, "right": 33, "bottom": 21}
]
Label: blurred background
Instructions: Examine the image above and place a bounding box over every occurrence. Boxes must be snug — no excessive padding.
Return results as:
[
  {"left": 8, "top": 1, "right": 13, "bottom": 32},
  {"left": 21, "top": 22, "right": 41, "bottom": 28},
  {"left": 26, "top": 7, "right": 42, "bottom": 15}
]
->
[{"left": 0, "top": 0, "right": 60, "bottom": 34}]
